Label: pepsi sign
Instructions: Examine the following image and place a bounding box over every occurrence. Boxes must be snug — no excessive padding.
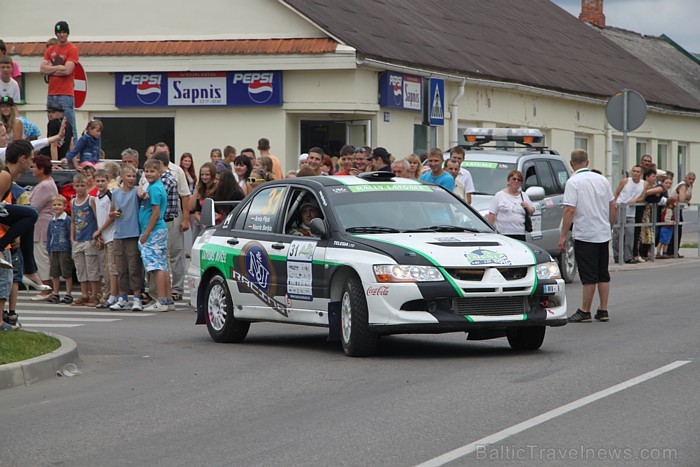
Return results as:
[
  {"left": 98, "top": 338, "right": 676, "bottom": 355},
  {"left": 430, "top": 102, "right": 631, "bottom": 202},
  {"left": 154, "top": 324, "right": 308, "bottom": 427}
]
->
[
  {"left": 379, "top": 72, "right": 422, "bottom": 112},
  {"left": 116, "top": 71, "right": 282, "bottom": 107}
]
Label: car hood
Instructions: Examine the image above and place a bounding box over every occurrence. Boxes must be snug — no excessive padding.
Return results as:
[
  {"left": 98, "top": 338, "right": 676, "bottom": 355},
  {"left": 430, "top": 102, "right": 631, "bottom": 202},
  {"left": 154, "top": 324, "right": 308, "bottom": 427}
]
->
[{"left": 349, "top": 232, "right": 539, "bottom": 267}]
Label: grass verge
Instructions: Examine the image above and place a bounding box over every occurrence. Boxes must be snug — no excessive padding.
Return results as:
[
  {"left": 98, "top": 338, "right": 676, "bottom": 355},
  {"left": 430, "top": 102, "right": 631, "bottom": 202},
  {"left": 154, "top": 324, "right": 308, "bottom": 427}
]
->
[
  {"left": 681, "top": 243, "right": 698, "bottom": 249},
  {"left": 0, "top": 330, "right": 61, "bottom": 365}
]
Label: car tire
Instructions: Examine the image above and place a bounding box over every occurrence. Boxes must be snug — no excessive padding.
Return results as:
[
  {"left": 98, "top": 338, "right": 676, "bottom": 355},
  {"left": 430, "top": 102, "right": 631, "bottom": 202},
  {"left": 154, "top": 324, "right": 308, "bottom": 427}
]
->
[
  {"left": 340, "top": 276, "right": 378, "bottom": 357},
  {"left": 507, "top": 326, "right": 546, "bottom": 351},
  {"left": 557, "top": 232, "right": 577, "bottom": 284},
  {"left": 205, "top": 274, "right": 250, "bottom": 343}
]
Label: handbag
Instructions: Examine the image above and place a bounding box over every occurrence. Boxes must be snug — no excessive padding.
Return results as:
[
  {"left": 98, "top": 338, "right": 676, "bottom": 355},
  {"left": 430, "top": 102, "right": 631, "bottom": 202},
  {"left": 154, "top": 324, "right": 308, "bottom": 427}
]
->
[{"left": 521, "top": 192, "right": 533, "bottom": 233}]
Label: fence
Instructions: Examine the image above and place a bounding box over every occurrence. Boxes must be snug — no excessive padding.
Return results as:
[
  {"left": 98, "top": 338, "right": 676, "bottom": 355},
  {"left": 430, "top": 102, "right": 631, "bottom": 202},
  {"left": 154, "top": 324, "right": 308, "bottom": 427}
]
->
[{"left": 615, "top": 202, "right": 698, "bottom": 264}]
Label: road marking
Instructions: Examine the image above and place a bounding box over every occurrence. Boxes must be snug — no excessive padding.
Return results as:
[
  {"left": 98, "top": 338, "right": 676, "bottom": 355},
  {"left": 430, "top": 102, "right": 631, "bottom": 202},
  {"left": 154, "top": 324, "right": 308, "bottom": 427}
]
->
[
  {"left": 415, "top": 360, "right": 692, "bottom": 467},
  {"left": 19, "top": 317, "right": 121, "bottom": 322},
  {"left": 19, "top": 310, "right": 154, "bottom": 317}
]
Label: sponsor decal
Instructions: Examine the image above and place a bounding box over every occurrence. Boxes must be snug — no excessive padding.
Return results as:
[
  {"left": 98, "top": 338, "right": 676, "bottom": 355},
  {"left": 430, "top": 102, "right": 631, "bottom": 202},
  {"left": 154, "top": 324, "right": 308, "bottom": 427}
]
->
[
  {"left": 435, "top": 237, "right": 465, "bottom": 243},
  {"left": 347, "top": 184, "right": 432, "bottom": 193},
  {"left": 333, "top": 240, "right": 355, "bottom": 248},
  {"left": 318, "top": 191, "right": 328, "bottom": 206},
  {"left": 232, "top": 242, "right": 288, "bottom": 316},
  {"left": 366, "top": 285, "right": 389, "bottom": 296},
  {"left": 331, "top": 187, "right": 349, "bottom": 193},
  {"left": 464, "top": 249, "right": 512, "bottom": 266},
  {"left": 461, "top": 161, "right": 499, "bottom": 169}
]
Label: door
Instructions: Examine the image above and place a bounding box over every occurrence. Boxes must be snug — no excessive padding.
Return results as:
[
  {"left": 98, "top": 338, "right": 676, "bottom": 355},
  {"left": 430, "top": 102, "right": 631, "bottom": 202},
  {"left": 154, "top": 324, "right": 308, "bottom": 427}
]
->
[{"left": 347, "top": 120, "right": 372, "bottom": 147}]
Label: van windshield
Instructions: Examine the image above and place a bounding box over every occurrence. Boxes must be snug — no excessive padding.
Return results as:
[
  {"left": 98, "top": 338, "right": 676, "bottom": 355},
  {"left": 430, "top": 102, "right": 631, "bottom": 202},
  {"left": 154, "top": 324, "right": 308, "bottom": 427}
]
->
[{"left": 461, "top": 161, "right": 516, "bottom": 195}]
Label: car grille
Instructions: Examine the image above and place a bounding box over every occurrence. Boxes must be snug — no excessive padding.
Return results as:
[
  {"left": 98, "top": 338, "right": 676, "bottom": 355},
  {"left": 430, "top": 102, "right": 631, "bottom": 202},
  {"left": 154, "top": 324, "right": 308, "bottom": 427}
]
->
[
  {"left": 445, "top": 267, "right": 529, "bottom": 281},
  {"left": 452, "top": 296, "right": 527, "bottom": 315}
]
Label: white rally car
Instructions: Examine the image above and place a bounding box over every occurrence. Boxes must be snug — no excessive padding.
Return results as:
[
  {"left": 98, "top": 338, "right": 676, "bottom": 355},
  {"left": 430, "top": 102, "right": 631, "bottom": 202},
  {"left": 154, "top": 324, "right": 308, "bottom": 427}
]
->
[{"left": 189, "top": 172, "right": 567, "bottom": 357}]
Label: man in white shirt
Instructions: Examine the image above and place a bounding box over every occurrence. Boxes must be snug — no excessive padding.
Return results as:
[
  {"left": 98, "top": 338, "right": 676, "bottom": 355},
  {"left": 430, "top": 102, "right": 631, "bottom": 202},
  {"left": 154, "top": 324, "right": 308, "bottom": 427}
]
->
[
  {"left": 449, "top": 146, "right": 475, "bottom": 204},
  {"left": 611, "top": 165, "right": 644, "bottom": 263},
  {"left": 0, "top": 56, "right": 20, "bottom": 102},
  {"left": 559, "top": 149, "right": 616, "bottom": 323}
]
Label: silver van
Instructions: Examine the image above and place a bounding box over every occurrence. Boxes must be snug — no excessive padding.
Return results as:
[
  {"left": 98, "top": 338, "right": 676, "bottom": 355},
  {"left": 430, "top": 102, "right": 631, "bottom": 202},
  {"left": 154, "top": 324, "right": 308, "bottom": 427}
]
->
[{"left": 458, "top": 128, "right": 576, "bottom": 283}]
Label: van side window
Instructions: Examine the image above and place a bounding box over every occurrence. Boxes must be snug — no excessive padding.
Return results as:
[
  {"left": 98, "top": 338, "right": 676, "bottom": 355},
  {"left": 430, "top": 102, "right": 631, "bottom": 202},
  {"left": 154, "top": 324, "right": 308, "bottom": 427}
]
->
[
  {"left": 550, "top": 159, "right": 569, "bottom": 191},
  {"left": 534, "top": 160, "right": 558, "bottom": 195}
]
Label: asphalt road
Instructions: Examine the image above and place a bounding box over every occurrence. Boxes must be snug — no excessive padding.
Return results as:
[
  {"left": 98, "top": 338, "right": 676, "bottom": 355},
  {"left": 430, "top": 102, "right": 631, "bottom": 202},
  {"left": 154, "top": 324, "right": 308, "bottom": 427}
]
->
[{"left": 3, "top": 262, "right": 699, "bottom": 467}]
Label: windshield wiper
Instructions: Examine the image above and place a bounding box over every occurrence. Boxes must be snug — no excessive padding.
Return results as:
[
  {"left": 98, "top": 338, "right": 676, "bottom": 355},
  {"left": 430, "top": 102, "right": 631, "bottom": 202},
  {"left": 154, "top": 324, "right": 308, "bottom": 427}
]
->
[
  {"left": 346, "top": 226, "right": 401, "bottom": 234},
  {"left": 406, "top": 225, "right": 482, "bottom": 233}
]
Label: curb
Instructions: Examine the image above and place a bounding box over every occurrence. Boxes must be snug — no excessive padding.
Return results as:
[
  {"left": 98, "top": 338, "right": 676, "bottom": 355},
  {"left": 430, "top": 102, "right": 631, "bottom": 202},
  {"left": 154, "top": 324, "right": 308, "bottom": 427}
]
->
[{"left": 0, "top": 332, "right": 79, "bottom": 390}]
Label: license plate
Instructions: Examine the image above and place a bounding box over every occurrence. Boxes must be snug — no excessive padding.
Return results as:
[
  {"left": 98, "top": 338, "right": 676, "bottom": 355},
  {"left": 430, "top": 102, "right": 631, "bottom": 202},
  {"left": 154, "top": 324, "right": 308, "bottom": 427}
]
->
[{"left": 543, "top": 284, "right": 561, "bottom": 294}]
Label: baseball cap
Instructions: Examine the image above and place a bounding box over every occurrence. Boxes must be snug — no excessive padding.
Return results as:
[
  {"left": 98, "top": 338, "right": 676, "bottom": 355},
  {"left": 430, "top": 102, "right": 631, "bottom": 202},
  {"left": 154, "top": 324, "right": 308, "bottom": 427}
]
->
[
  {"left": 298, "top": 153, "right": 308, "bottom": 162},
  {"left": 47, "top": 104, "right": 64, "bottom": 112},
  {"left": 368, "top": 147, "right": 389, "bottom": 160},
  {"left": 55, "top": 21, "right": 70, "bottom": 34},
  {"left": 0, "top": 96, "right": 14, "bottom": 106},
  {"left": 301, "top": 198, "right": 320, "bottom": 211}
]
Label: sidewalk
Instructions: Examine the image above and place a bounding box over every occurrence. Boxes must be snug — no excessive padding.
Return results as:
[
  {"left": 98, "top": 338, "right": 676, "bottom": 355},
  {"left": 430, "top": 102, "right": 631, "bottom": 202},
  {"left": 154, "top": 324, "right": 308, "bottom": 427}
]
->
[{"left": 609, "top": 230, "right": 699, "bottom": 272}]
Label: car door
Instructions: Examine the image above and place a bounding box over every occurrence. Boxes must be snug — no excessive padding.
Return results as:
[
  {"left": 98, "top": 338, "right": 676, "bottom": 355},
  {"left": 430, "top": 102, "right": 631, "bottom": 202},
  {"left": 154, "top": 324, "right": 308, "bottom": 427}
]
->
[
  {"left": 525, "top": 159, "right": 566, "bottom": 249},
  {"left": 227, "top": 185, "right": 291, "bottom": 320}
]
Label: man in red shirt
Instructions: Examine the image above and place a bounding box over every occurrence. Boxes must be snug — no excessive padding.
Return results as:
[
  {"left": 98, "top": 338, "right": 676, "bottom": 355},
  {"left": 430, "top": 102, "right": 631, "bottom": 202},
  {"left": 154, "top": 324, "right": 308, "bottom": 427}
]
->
[
  {"left": 40, "top": 21, "right": 79, "bottom": 141},
  {"left": 333, "top": 145, "right": 356, "bottom": 175}
]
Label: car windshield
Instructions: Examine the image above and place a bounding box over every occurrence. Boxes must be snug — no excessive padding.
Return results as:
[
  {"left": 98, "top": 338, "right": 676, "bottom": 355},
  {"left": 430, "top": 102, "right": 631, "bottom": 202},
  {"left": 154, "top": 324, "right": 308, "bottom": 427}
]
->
[
  {"left": 328, "top": 184, "right": 493, "bottom": 233},
  {"left": 460, "top": 161, "right": 516, "bottom": 195}
]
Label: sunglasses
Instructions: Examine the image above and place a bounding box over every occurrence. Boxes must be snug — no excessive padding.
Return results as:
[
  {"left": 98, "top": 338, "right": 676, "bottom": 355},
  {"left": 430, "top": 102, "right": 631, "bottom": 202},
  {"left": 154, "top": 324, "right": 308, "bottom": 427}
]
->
[
  {"left": 510, "top": 177, "right": 523, "bottom": 182},
  {"left": 354, "top": 148, "right": 366, "bottom": 153}
]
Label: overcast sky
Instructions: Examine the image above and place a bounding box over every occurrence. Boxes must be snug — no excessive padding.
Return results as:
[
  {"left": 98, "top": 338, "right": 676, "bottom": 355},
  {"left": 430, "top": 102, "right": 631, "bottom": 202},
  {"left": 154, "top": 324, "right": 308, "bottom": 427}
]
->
[{"left": 551, "top": 0, "right": 700, "bottom": 53}]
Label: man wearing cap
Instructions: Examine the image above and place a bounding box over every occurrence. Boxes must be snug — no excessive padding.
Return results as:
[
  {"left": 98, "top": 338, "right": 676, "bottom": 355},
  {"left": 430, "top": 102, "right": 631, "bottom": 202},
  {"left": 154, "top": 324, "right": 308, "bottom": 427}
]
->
[
  {"left": 367, "top": 147, "right": 392, "bottom": 172},
  {"left": 40, "top": 21, "right": 79, "bottom": 141},
  {"left": 290, "top": 199, "right": 322, "bottom": 236},
  {"left": 39, "top": 105, "right": 73, "bottom": 161}
]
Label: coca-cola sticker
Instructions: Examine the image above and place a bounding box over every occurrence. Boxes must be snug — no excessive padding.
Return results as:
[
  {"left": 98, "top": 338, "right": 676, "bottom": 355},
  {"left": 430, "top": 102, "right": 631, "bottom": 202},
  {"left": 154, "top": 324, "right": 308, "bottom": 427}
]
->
[{"left": 366, "top": 286, "right": 390, "bottom": 296}]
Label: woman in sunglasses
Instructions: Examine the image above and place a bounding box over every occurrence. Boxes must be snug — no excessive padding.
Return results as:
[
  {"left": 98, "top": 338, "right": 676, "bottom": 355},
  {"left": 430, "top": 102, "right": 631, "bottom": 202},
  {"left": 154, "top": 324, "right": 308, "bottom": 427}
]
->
[{"left": 487, "top": 170, "right": 534, "bottom": 241}]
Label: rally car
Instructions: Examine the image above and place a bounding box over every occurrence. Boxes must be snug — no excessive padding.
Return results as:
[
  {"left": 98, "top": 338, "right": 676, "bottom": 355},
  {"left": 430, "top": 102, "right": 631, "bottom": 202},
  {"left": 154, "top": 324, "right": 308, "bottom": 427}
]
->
[{"left": 188, "top": 172, "right": 567, "bottom": 357}]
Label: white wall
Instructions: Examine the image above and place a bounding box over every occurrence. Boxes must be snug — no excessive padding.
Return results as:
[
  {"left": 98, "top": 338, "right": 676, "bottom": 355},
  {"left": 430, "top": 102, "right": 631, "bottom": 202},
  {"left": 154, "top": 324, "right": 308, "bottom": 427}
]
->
[{"left": 4, "top": 0, "right": 323, "bottom": 42}]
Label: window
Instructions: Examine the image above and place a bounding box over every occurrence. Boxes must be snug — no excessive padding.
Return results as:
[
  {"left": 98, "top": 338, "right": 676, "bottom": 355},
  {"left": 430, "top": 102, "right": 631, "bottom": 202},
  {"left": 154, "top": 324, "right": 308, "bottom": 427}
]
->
[
  {"left": 574, "top": 135, "right": 588, "bottom": 152},
  {"left": 239, "top": 186, "right": 287, "bottom": 234},
  {"left": 636, "top": 141, "right": 648, "bottom": 164},
  {"left": 657, "top": 143, "right": 668, "bottom": 170},
  {"left": 678, "top": 144, "right": 688, "bottom": 178},
  {"left": 534, "top": 160, "right": 558, "bottom": 195},
  {"left": 550, "top": 159, "right": 569, "bottom": 191},
  {"left": 611, "top": 139, "right": 624, "bottom": 188}
]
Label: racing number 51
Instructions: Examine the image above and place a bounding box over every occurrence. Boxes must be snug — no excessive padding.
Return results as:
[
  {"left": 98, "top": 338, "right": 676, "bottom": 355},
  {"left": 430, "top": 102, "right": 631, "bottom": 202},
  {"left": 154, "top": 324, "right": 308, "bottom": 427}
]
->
[{"left": 261, "top": 188, "right": 285, "bottom": 215}]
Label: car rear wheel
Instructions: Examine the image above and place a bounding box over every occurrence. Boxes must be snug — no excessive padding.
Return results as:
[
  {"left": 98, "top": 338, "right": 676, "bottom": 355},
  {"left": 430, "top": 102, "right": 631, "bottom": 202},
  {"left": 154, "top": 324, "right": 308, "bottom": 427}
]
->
[
  {"left": 205, "top": 275, "right": 250, "bottom": 343},
  {"left": 340, "top": 276, "right": 378, "bottom": 357},
  {"left": 558, "top": 233, "right": 577, "bottom": 284},
  {"left": 507, "top": 326, "right": 546, "bottom": 351}
]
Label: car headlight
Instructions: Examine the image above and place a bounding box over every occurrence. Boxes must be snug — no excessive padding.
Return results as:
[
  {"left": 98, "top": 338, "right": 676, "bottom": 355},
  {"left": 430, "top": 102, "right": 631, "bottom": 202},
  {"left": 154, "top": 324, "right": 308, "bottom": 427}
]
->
[
  {"left": 536, "top": 261, "right": 561, "bottom": 280},
  {"left": 373, "top": 264, "right": 444, "bottom": 282}
]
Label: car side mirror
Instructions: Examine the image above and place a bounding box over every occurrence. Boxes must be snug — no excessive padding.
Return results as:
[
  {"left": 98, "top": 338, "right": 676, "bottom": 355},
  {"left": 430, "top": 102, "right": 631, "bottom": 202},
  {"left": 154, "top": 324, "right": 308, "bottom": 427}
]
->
[
  {"left": 525, "top": 186, "right": 545, "bottom": 202},
  {"left": 201, "top": 198, "right": 216, "bottom": 227},
  {"left": 310, "top": 218, "right": 327, "bottom": 238}
]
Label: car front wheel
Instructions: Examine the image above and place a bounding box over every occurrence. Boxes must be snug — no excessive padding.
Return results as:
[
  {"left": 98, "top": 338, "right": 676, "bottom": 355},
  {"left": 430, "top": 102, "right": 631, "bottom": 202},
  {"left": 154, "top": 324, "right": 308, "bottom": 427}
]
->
[
  {"left": 340, "top": 276, "right": 378, "bottom": 357},
  {"left": 205, "top": 274, "right": 250, "bottom": 343},
  {"left": 507, "top": 326, "right": 546, "bottom": 351}
]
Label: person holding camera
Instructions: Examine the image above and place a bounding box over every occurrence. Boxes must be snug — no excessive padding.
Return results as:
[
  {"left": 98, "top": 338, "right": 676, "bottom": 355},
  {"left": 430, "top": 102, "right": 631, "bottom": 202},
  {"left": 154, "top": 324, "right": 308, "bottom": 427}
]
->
[{"left": 487, "top": 170, "right": 534, "bottom": 241}]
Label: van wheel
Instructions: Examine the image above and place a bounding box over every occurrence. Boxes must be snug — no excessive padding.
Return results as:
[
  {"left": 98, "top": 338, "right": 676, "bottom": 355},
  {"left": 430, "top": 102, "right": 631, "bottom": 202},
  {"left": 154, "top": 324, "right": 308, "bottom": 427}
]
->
[{"left": 558, "top": 233, "right": 577, "bottom": 284}]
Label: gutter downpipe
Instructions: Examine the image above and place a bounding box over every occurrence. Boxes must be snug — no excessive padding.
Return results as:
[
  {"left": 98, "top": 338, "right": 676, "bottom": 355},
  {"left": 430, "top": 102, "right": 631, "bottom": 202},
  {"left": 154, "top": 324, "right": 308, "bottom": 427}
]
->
[
  {"left": 450, "top": 79, "right": 466, "bottom": 148},
  {"left": 605, "top": 123, "right": 613, "bottom": 185}
]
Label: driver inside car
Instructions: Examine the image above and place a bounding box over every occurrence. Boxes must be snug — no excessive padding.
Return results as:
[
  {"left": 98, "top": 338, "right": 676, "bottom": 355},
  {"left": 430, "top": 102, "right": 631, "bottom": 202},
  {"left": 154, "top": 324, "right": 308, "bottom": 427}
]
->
[{"left": 290, "top": 199, "right": 322, "bottom": 237}]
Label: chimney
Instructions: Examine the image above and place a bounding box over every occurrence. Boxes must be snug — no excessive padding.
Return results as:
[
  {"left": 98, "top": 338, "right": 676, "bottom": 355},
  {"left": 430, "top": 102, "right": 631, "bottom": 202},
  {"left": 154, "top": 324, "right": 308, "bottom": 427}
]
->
[{"left": 579, "top": 0, "right": 606, "bottom": 28}]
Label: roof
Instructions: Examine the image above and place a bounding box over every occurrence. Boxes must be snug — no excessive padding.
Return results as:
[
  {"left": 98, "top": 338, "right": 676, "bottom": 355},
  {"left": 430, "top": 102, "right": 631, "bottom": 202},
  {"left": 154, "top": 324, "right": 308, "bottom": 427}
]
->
[
  {"left": 598, "top": 27, "right": 700, "bottom": 104},
  {"left": 281, "top": 0, "right": 700, "bottom": 112},
  {"left": 10, "top": 38, "right": 338, "bottom": 57}
]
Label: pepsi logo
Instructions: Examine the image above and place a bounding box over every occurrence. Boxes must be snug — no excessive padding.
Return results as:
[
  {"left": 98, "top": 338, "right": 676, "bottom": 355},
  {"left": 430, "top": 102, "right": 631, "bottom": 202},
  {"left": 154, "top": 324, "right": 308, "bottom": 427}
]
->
[
  {"left": 136, "top": 82, "right": 162, "bottom": 105},
  {"left": 248, "top": 79, "right": 274, "bottom": 104},
  {"left": 389, "top": 75, "right": 403, "bottom": 106}
]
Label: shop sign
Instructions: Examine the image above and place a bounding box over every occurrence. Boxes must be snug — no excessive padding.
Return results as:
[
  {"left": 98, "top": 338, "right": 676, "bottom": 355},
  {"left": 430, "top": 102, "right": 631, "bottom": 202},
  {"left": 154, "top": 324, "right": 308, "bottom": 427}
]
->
[
  {"left": 379, "top": 72, "right": 422, "bottom": 111},
  {"left": 115, "top": 71, "right": 283, "bottom": 107}
]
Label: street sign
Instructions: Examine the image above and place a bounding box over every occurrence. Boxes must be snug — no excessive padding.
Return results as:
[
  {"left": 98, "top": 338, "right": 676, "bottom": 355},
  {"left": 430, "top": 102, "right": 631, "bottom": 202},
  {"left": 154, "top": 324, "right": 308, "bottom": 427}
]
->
[
  {"left": 605, "top": 89, "right": 646, "bottom": 132},
  {"left": 73, "top": 62, "right": 87, "bottom": 108},
  {"left": 605, "top": 89, "right": 647, "bottom": 180},
  {"left": 428, "top": 78, "right": 444, "bottom": 126}
]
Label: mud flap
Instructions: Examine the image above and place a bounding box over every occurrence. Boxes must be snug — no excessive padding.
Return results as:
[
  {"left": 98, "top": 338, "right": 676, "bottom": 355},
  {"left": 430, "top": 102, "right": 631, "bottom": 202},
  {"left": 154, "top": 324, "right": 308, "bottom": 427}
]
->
[{"left": 327, "top": 301, "right": 341, "bottom": 341}]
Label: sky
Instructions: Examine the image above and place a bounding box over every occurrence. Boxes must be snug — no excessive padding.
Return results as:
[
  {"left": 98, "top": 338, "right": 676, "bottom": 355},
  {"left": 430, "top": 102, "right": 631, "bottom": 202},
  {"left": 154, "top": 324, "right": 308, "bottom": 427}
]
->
[{"left": 551, "top": 0, "right": 700, "bottom": 53}]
